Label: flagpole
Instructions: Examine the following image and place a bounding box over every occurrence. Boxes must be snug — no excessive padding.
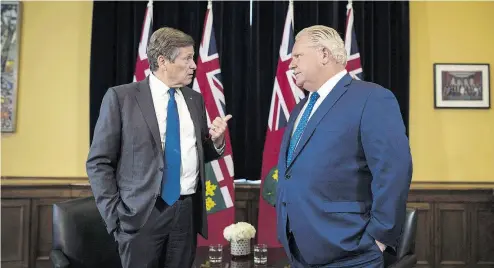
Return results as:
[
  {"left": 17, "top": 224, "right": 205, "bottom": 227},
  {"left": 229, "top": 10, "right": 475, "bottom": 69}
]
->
[
  {"left": 289, "top": 0, "right": 294, "bottom": 32},
  {"left": 345, "top": 0, "right": 353, "bottom": 57},
  {"left": 344, "top": 0, "right": 363, "bottom": 80},
  {"left": 289, "top": 0, "right": 294, "bottom": 19}
]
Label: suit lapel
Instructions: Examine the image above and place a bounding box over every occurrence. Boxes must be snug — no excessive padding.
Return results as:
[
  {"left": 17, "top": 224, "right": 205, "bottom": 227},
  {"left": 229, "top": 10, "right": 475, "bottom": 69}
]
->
[
  {"left": 135, "top": 77, "right": 163, "bottom": 155},
  {"left": 181, "top": 87, "right": 202, "bottom": 148},
  {"left": 287, "top": 74, "right": 353, "bottom": 170},
  {"left": 280, "top": 97, "right": 307, "bottom": 168}
]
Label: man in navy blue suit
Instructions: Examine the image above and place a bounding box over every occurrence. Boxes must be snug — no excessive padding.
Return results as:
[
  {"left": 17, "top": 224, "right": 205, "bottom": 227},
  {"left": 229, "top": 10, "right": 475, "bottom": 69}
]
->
[{"left": 275, "top": 25, "right": 413, "bottom": 268}]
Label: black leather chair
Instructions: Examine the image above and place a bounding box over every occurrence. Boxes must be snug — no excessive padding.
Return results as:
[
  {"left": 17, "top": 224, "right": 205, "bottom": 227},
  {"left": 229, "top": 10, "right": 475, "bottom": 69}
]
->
[
  {"left": 384, "top": 208, "right": 418, "bottom": 268},
  {"left": 51, "top": 197, "right": 122, "bottom": 268}
]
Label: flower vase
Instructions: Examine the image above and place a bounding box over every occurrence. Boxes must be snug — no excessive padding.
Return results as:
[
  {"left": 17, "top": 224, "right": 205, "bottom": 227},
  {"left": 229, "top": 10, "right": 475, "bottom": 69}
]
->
[{"left": 230, "top": 239, "right": 251, "bottom": 256}]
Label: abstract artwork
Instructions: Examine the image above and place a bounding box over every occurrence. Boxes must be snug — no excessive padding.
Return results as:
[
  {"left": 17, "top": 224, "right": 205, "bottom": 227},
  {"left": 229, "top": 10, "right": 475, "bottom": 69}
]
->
[
  {"left": 1, "top": 1, "right": 21, "bottom": 132},
  {"left": 434, "top": 63, "right": 490, "bottom": 109}
]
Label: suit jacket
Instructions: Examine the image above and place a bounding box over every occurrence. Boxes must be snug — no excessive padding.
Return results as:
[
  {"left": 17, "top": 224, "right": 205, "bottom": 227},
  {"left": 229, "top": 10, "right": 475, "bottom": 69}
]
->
[
  {"left": 86, "top": 77, "right": 221, "bottom": 238},
  {"left": 275, "top": 74, "right": 413, "bottom": 266}
]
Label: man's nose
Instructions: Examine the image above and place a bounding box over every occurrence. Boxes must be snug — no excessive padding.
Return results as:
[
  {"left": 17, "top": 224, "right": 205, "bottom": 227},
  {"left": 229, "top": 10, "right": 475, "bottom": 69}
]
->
[{"left": 289, "top": 60, "right": 295, "bottom": 70}]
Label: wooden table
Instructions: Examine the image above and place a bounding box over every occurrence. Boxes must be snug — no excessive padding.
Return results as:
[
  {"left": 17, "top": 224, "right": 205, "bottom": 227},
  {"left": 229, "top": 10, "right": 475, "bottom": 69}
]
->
[{"left": 192, "top": 246, "right": 290, "bottom": 268}]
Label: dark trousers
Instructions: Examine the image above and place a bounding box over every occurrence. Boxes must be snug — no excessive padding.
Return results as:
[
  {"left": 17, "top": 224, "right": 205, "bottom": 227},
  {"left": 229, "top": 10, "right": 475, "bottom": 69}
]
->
[
  {"left": 114, "top": 195, "right": 197, "bottom": 268},
  {"left": 286, "top": 217, "right": 384, "bottom": 268}
]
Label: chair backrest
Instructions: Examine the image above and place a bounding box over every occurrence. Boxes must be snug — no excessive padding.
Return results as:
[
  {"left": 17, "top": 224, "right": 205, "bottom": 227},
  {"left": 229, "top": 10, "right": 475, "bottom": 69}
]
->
[
  {"left": 396, "top": 208, "right": 418, "bottom": 259},
  {"left": 52, "top": 197, "right": 122, "bottom": 268}
]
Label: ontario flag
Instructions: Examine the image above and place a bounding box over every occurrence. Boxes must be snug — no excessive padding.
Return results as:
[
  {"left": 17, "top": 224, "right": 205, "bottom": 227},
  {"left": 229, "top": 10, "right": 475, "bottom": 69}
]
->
[
  {"left": 344, "top": 0, "right": 363, "bottom": 80},
  {"left": 133, "top": 0, "right": 153, "bottom": 82},
  {"left": 257, "top": 1, "right": 305, "bottom": 247},
  {"left": 192, "top": 1, "right": 235, "bottom": 246}
]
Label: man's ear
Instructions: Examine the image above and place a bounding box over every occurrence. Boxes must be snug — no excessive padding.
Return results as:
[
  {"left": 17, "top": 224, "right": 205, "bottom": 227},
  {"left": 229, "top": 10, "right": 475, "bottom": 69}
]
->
[
  {"left": 158, "top": 55, "right": 168, "bottom": 70},
  {"left": 320, "top": 47, "right": 331, "bottom": 65}
]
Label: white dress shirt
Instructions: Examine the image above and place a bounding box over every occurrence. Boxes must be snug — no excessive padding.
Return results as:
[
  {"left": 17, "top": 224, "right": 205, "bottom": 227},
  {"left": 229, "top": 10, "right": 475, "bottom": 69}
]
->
[
  {"left": 148, "top": 73, "right": 203, "bottom": 195},
  {"left": 292, "top": 69, "right": 348, "bottom": 136}
]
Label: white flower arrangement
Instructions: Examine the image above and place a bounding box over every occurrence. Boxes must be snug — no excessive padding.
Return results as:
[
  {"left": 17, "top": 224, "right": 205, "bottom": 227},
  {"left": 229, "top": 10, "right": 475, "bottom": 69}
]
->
[{"left": 223, "top": 222, "right": 256, "bottom": 242}]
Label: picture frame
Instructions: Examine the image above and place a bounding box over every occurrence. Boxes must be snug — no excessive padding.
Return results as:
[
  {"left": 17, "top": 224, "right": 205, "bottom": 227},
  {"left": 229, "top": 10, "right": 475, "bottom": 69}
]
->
[
  {"left": 1, "top": 1, "right": 21, "bottom": 132},
  {"left": 433, "top": 63, "right": 490, "bottom": 109}
]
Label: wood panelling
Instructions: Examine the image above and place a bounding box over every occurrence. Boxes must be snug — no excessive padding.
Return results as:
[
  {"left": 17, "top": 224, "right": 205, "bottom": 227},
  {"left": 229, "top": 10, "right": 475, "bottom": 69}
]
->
[
  {"left": 472, "top": 203, "right": 494, "bottom": 267},
  {"left": 1, "top": 179, "right": 90, "bottom": 268},
  {"left": 436, "top": 203, "right": 468, "bottom": 266},
  {"left": 1, "top": 199, "right": 30, "bottom": 268},
  {"left": 31, "top": 198, "right": 67, "bottom": 268},
  {"left": 235, "top": 185, "right": 260, "bottom": 231},
  {"left": 407, "top": 202, "right": 433, "bottom": 267},
  {"left": 1, "top": 178, "right": 493, "bottom": 268},
  {"left": 407, "top": 188, "right": 494, "bottom": 268}
]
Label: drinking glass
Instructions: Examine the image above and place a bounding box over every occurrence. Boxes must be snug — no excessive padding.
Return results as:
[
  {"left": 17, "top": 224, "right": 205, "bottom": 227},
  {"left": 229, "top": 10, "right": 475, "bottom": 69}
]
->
[
  {"left": 208, "top": 244, "right": 223, "bottom": 263},
  {"left": 253, "top": 243, "right": 268, "bottom": 264}
]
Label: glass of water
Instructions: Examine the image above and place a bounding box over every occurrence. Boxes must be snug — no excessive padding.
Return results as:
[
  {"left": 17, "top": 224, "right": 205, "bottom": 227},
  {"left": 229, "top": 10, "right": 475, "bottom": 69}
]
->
[
  {"left": 253, "top": 243, "right": 268, "bottom": 264},
  {"left": 208, "top": 244, "right": 223, "bottom": 264}
]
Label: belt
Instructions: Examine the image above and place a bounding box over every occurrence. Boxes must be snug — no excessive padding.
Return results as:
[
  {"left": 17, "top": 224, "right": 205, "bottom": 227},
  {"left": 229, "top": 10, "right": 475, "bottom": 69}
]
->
[
  {"left": 155, "top": 193, "right": 194, "bottom": 211},
  {"left": 179, "top": 193, "right": 194, "bottom": 200},
  {"left": 156, "top": 193, "right": 194, "bottom": 202}
]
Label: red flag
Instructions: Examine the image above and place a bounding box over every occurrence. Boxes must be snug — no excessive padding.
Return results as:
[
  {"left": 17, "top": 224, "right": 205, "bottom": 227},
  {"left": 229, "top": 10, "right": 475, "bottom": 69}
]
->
[
  {"left": 192, "top": 1, "right": 235, "bottom": 246},
  {"left": 257, "top": 2, "right": 304, "bottom": 248},
  {"left": 133, "top": 0, "right": 153, "bottom": 82},
  {"left": 344, "top": 0, "right": 364, "bottom": 80}
]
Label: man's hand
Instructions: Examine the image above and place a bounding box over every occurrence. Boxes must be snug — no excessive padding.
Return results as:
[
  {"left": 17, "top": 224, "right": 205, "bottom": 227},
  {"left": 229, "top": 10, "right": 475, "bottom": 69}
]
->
[
  {"left": 376, "top": 240, "right": 386, "bottom": 252},
  {"left": 210, "top": 114, "right": 232, "bottom": 147}
]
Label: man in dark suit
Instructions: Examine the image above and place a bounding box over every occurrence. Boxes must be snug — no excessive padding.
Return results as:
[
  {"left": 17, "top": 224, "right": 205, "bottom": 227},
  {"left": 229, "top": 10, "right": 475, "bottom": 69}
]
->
[
  {"left": 87, "top": 27, "right": 231, "bottom": 268},
  {"left": 275, "top": 25, "right": 413, "bottom": 268}
]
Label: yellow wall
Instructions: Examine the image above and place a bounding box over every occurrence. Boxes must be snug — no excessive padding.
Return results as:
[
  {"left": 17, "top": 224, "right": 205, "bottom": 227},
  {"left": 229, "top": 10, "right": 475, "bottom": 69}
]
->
[
  {"left": 1, "top": 1, "right": 93, "bottom": 177},
  {"left": 410, "top": 1, "right": 494, "bottom": 182},
  {"left": 2, "top": 1, "right": 493, "bottom": 182}
]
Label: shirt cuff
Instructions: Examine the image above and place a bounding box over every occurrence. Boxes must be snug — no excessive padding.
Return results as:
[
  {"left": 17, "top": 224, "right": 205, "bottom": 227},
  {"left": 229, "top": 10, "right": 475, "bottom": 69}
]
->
[
  {"left": 379, "top": 241, "right": 397, "bottom": 255},
  {"left": 214, "top": 139, "right": 225, "bottom": 153},
  {"left": 376, "top": 240, "right": 387, "bottom": 252}
]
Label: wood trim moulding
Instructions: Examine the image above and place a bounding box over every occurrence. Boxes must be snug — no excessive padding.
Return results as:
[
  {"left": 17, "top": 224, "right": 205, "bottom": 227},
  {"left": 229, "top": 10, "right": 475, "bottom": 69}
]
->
[
  {"left": 1, "top": 176, "right": 493, "bottom": 190},
  {"left": 1, "top": 176, "right": 91, "bottom": 198},
  {"left": 410, "top": 181, "right": 494, "bottom": 190},
  {"left": 1, "top": 177, "right": 89, "bottom": 186}
]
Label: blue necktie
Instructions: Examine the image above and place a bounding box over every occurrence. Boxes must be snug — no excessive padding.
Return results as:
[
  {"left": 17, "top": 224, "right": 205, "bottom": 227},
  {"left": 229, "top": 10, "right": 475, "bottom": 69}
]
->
[
  {"left": 161, "top": 88, "right": 181, "bottom": 205},
  {"left": 286, "top": 92, "right": 320, "bottom": 166}
]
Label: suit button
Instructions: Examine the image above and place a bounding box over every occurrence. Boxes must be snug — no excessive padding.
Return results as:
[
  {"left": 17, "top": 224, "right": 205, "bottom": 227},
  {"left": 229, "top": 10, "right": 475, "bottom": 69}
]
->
[
  {"left": 159, "top": 167, "right": 164, "bottom": 172},
  {"left": 282, "top": 202, "right": 287, "bottom": 206}
]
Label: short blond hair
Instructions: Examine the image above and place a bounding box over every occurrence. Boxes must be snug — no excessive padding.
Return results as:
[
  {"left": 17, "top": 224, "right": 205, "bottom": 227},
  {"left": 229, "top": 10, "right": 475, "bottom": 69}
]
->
[{"left": 296, "top": 25, "right": 347, "bottom": 66}]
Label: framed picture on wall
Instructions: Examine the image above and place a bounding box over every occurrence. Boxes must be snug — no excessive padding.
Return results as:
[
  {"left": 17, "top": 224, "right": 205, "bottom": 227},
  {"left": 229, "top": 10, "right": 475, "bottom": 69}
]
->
[
  {"left": 1, "top": 1, "right": 21, "bottom": 132},
  {"left": 434, "top": 63, "right": 490, "bottom": 109}
]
